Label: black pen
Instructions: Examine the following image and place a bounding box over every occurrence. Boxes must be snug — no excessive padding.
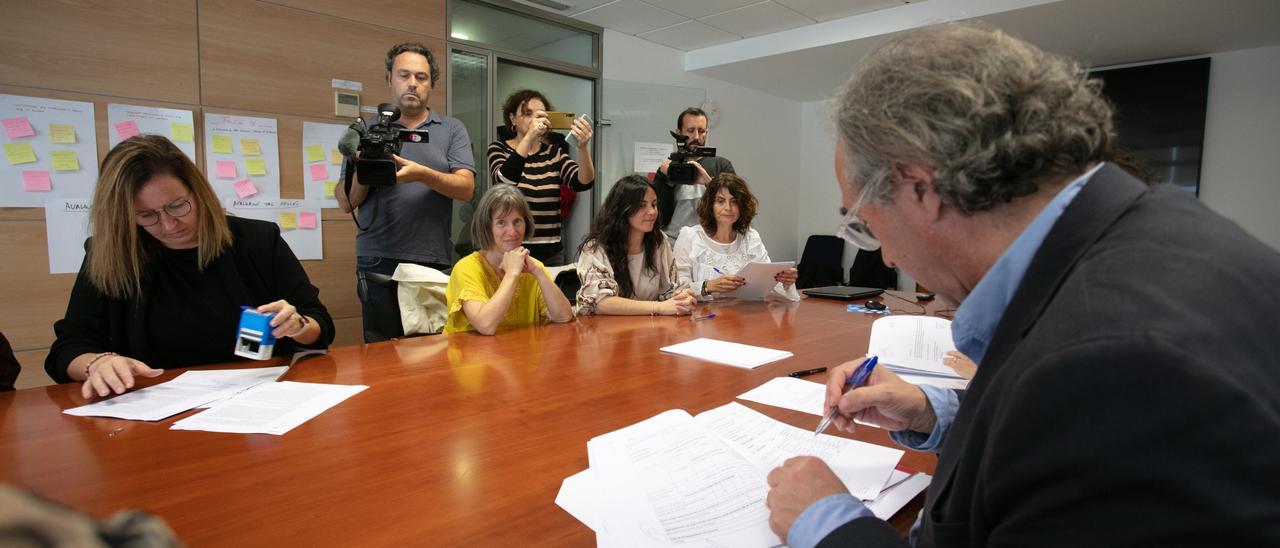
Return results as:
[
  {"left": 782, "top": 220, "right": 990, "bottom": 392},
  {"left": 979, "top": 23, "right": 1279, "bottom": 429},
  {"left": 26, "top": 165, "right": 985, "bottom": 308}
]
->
[{"left": 788, "top": 367, "right": 827, "bottom": 378}]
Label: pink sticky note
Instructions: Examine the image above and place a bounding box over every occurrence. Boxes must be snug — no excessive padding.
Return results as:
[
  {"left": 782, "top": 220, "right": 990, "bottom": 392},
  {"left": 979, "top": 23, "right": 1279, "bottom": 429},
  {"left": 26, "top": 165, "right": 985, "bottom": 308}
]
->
[
  {"left": 114, "top": 120, "right": 141, "bottom": 140},
  {"left": 298, "top": 212, "right": 317, "bottom": 229},
  {"left": 216, "top": 160, "right": 237, "bottom": 179},
  {"left": 309, "top": 163, "right": 329, "bottom": 181},
  {"left": 233, "top": 178, "right": 258, "bottom": 198},
  {"left": 3, "top": 117, "right": 35, "bottom": 139},
  {"left": 21, "top": 170, "right": 52, "bottom": 192}
]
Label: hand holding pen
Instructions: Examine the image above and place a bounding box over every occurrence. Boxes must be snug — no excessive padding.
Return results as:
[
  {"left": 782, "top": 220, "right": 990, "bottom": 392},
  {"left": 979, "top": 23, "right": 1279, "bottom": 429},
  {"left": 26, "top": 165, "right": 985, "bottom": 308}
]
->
[
  {"left": 815, "top": 355, "right": 878, "bottom": 435},
  {"left": 705, "top": 267, "right": 745, "bottom": 294},
  {"left": 817, "top": 355, "right": 939, "bottom": 435}
]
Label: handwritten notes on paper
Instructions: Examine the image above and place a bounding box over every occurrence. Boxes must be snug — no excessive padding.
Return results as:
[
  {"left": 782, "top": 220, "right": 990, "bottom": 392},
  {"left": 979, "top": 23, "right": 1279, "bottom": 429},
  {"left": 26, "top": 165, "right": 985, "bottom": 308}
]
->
[
  {"left": 302, "top": 121, "right": 348, "bottom": 207},
  {"left": 1, "top": 94, "right": 98, "bottom": 206},
  {"left": 107, "top": 104, "right": 197, "bottom": 163},
  {"left": 205, "top": 114, "right": 279, "bottom": 200},
  {"left": 225, "top": 199, "right": 324, "bottom": 260}
]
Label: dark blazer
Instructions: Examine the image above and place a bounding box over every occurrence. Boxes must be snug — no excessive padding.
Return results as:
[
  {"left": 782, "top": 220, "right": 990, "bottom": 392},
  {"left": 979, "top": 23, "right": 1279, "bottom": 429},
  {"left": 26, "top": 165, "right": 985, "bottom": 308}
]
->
[
  {"left": 45, "top": 216, "right": 335, "bottom": 383},
  {"left": 822, "top": 165, "right": 1280, "bottom": 546}
]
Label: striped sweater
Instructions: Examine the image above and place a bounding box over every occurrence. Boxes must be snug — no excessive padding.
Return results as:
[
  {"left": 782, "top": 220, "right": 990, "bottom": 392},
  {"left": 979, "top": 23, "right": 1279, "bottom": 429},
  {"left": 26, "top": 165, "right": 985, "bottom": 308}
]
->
[{"left": 488, "top": 139, "right": 594, "bottom": 245}]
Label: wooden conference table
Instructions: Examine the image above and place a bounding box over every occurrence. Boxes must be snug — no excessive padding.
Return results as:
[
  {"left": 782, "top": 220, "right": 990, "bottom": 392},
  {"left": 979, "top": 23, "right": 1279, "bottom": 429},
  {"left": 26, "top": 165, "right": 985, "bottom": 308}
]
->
[{"left": 0, "top": 295, "right": 946, "bottom": 546}]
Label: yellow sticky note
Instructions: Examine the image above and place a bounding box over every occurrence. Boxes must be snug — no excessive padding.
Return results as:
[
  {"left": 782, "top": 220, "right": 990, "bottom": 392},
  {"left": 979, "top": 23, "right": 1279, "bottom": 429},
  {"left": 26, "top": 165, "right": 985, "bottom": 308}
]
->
[
  {"left": 330, "top": 149, "right": 342, "bottom": 165},
  {"left": 278, "top": 211, "right": 298, "bottom": 229},
  {"left": 240, "top": 138, "right": 261, "bottom": 156},
  {"left": 4, "top": 142, "right": 37, "bottom": 165},
  {"left": 324, "top": 181, "right": 337, "bottom": 198},
  {"left": 212, "top": 134, "right": 233, "bottom": 154},
  {"left": 245, "top": 158, "right": 267, "bottom": 176},
  {"left": 170, "top": 122, "right": 194, "bottom": 142},
  {"left": 305, "top": 144, "right": 324, "bottom": 163},
  {"left": 49, "top": 124, "right": 77, "bottom": 144},
  {"left": 50, "top": 150, "right": 79, "bottom": 171}
]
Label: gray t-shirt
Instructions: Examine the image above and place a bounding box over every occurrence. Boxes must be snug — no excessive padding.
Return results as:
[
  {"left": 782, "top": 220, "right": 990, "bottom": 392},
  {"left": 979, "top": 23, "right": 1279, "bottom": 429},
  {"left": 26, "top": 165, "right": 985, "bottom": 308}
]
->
[
  {"left": 350, "top": 111, "right": 475, "bottom": 265},
  {"left": 656, "top": 155, "right": 735, "bottom": 241}
]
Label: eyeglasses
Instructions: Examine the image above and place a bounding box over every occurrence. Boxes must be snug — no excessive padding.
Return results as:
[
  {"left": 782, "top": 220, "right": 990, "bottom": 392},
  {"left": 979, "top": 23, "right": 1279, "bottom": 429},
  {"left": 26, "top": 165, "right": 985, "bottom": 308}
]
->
[
  {"left": 836, "top": 182, "right": 881, "bottom": 251},
  {"left": 136, "top": 199, "right": 193, "bottom": 227}
]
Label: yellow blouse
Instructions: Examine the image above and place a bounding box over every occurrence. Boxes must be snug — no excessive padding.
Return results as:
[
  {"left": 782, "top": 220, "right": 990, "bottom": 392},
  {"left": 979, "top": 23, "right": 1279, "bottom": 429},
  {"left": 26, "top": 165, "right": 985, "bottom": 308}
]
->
[{"left": 444, "top": 252, "right": 550, "bottom": 334}]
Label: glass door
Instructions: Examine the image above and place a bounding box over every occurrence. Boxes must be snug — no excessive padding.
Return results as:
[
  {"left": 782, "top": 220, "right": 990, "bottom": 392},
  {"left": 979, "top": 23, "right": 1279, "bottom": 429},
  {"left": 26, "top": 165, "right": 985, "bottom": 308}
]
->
[{"left": 448, "top": 47, "right": 491, "bottom": 259}]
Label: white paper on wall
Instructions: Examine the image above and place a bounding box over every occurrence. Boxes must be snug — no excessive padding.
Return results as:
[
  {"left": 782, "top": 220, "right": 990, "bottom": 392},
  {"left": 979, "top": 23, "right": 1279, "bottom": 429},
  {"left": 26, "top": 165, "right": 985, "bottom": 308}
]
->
[
  {"left": 107, "top": 104, "right": 197, "bottom": 163},
  {"left": 44, "top": 198, "right": 93, "bottom": 274},
  {"left": 204, "top": 114, "right": 280, "bottom": 201},
  {"left": 301, "top": 121, "right": 349, "bottom": 208},
  {"left": 224, "top": 198, "right": 324, "bottom": 260},
  {"left": 0, "top": 94, "right": 98, "bottom": 207}
]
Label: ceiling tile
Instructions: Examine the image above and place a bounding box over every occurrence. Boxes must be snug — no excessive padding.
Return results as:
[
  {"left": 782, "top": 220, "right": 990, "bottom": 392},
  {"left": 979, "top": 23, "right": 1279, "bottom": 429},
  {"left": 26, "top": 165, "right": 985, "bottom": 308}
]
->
[
  {"left": 638, "top": 20, "right": 741, "bottom": 51},
  {"left": 573, "top": 0, "right": 687, "bottom": 35},
  {"left": 773, "top": 0, "right": 907, "bottom": 22},
  {"left": 510, "top": 0, "right": 617, "bottom": 16},
  {"left": 700, "top": 2, "right": 815, "bottom": 38},
  {"left": 639, "top": 0, "right": 762, "bottom": 20}
]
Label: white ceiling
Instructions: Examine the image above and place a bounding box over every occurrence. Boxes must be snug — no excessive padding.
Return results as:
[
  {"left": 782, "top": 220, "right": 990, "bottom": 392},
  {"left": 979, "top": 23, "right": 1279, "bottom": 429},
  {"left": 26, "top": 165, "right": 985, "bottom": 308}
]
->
[{"left": 512, "top": 0, "right": 1280, "bottom": 102}]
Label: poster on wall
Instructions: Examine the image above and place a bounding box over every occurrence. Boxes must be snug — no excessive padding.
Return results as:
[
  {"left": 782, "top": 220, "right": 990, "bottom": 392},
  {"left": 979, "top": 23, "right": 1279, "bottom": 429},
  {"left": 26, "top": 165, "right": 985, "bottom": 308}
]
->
[
  {"left": 203, "top": 114, "right": 280, "bottom": 201},
  {"left": 0, "top": 94, "right": 98, "bottom": 207},
  {"left": 44, "top": 198, "right": 93, "bottom": 274},
  {"left": 107, "top": 104, "right": 197, "bottom": 163},
  {"left": 301, "top": 121, "right": 348, "bottom": 208},
  {"left": 224, "top": 198, "right": 324, "bottom": 260}
]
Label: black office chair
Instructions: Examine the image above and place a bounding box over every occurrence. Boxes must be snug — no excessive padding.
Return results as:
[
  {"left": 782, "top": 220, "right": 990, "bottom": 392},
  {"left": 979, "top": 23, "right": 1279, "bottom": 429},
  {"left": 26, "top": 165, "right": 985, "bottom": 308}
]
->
[
  {"left": 555, "top": 268, "right": 581, "bottom": 306},
  {"left": 356, "top": 270, "right": 403, "bottom": 343},
  {"left": 796, "top": 235, "right": 844, "bottom": 289},
  {"left": 848, "top": 248, "right": 897, "bottom": 289}
]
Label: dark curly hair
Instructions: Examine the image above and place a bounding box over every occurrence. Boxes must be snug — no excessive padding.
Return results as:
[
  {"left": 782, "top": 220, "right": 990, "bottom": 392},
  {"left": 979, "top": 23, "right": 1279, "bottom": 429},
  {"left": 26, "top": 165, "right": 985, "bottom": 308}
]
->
[
  {"left": 384, "top": 43, "right": 439, "bottom": 89},
  {"left": 697, "top": 173, "right": 757, "bottom": 236},
  {"left": 579, "top": 175, "right": 664, "bottom": 298},
  {"left": 502, "top": 89, "right": 555, "bottom": 133}
]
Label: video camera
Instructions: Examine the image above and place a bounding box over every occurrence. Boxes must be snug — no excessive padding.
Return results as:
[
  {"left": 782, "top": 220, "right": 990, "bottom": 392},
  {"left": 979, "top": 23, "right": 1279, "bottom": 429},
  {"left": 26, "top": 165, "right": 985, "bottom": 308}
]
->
[
  {"left": 666, "top": 131, "right": 716, "bottom": 183},
  {"left": 350, "top": 103, "right": 429, "bottom": 186}
]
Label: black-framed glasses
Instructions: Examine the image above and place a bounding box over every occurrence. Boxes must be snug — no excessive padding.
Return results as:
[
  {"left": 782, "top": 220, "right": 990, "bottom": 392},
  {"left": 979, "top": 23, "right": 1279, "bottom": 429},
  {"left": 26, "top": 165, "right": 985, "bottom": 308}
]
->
[
  {"left": 836, "top": 183, "right": 881, "bottom": 251},
  {"left": 136, "top": 199, "right": 193, "bottom": 227}
]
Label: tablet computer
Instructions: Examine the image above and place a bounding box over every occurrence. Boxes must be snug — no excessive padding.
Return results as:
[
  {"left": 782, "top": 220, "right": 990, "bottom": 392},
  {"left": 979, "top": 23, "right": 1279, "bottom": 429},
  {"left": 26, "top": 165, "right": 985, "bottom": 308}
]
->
[{"left": 801, "top": 286, "right": 885, "bottom": 301}]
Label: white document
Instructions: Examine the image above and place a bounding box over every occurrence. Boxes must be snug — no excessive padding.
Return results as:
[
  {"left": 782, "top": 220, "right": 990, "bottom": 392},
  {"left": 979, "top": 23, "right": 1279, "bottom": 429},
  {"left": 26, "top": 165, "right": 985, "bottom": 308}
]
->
[
  {"left": 869, "top": 316, "right": 962, "bottom": 378},
  {"left": 660, "top": 338, "right": 793, "bottom": 369},
  {"left": 697, "top": 402, "right": 903, "bottom": 501},
  {"left": 632, "top": 141, "right": 674, "bottom": 173},
  {"left": 63, "top": 366, "right": 286, "bottom": 421},
  {"left": 737, "top": 376, "right": 828, "bottom": 416},
  {"left": 170, "top": 381, "right": 367, "bottom": 435},
  {"left": 301, "top": 121, "right": 348, "bottom": 208},
  {"left": 866, "top": 470, "right": 932, "bottom": 520},
  {"left": 720, "top": 261, "right": 795, "bottom": 300},
  {"left": 224, "top": 198, "right": 324, "bottom": 260},
  {"left": 43, "top": 198, "right": 91, "bottom": 274},
  {"left": 555, "top": 468, "right": 603, "bottom": 532},
  {"left": 1, "top": 94, "right": 98, "bottom": 207},
  {"left": 106, "top": 104, "right": 197, "bottom": 162},
  {"left": 204, "top": 113, "right": 280, "bottom": 200}
]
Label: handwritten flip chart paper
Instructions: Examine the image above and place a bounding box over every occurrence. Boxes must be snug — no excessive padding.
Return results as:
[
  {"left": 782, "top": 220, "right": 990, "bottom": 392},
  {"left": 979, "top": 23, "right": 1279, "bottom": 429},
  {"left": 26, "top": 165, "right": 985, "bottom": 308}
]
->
[
  {"left": 44, "top": 199, "right": 93, "bottom": 273},
  {"left": 22, "top": 170, "right": 52, "bottom": 191},
  {"left": 3, "top": 116, "right": 35, "bottom": 139},
  {"left": 216, "top": 160, "right": 237, "bottom": 179},
  {"left": 205, "top": 114, "right": 280, "bottom": 200},
  {"left": 1, "top": 94, "right": 98, "bottom": 206},
  {"left": 302, "top": 122, "right": 347, "bottom": 208},
  {"left": 233, "top": 179, "right": 258, "bottom": 198},
  {"left": 50, "top": 151, "right": 79, "bottom": 172},
  {"left": 225, "top": 199, "right": 324, "bottom": 260},
  {"left": 114, "top": 120, "right": 141, "bottom": 140},
  {"left": 48, "top": 124, "right": 77, "bottom": 144},
  {"left": 107, "top": 105, "right": 197, "bottom": 163}
]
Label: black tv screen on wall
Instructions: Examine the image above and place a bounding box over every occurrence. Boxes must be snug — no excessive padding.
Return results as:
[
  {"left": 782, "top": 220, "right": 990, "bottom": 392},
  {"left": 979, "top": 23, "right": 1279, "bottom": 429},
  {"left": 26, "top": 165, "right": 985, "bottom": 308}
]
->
[{"left": 1091, "top": 57, "right": 1211, "bottom": 196}]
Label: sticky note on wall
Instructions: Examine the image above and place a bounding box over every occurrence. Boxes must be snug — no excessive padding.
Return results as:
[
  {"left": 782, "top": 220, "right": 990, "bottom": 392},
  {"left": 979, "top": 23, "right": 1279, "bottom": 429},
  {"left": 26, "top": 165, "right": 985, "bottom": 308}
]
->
[
  {"left": 212, "top": 134, "right": 233, "bottom": 154},
  {"left": 171, "top": 123, "right": 194, "bottom": 142},
  {"left": 216, "top": 160, "right": 237, "bottom": 178},
  {"left": 2, "top": 116, "right": 35, "bottom": 139},
  {"left": 114, "top": 120, "right": 141, "bottom": 140},
  {"left": 298, "top": 212, "right": 317, "bottom": 229},
  {"left": 4, "top": 142, "right": 37, "bottom": 165},
  {"left": 240, "top": 138, "right": 262, "bottom": 156},
  {"left": 22, "top": 171, "right": 52, "bottom": 191},
  {"left": 309, "top": 163, "right": 329, "bottom": 181},
  {"left": 245, "top": 158, "right": 267, "bottom": 176},
  {"left": 50, "top": 150, "right": 79, "bottom": 171},
  {"left": 324, "top": 181, "right": 337, "bottom": 198},
  {"left": 233, "top": 179, "right": 258, "bottom": 198},
  {"left": 49, "top": 124, "right": 77, "bottom": 144},
  {"left": 305, "top": 144, "right": 325, "bottom": 163},
  {"left": 278, "top": 211, "right": 298, "bottom": 229}
]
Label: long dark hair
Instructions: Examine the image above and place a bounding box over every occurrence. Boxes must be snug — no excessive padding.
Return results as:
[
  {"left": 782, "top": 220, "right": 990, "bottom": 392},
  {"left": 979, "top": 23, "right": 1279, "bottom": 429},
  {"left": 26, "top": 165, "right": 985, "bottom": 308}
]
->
[{"left": 579, "top": 175, "right": 663, "bottom": 298}]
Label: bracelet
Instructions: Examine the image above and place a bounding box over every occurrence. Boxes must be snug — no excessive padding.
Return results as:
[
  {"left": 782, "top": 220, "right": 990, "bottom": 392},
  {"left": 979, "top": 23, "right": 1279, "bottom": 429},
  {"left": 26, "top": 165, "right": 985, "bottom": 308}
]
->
[{"left": 85, "top": 351, "right": 117, "bottom": 379}]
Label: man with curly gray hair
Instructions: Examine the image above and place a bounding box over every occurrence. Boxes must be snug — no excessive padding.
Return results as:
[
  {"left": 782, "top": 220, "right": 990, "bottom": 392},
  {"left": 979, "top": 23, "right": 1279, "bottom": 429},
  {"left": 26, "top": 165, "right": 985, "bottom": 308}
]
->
[{"left": 765, "top": 23, "right": 1280, "bottom": 547}]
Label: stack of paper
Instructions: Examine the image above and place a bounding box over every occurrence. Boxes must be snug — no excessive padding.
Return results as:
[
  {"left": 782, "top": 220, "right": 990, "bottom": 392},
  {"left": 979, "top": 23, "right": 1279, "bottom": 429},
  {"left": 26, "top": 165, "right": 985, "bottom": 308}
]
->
[
  {"left": 171, "top": 381, "right": 367, "bottom": 436},
  {"left": 660, "top": 338, "right": 792, "bottom": 369},
  {"left": 63, "top": 367, "right": 287, "bottom": 421},
  {"left": 868, "top": 316, "right": 968, "bottom": 388},
  {"left": 556, "top": 402, "right": 905, "bottom": 546}
]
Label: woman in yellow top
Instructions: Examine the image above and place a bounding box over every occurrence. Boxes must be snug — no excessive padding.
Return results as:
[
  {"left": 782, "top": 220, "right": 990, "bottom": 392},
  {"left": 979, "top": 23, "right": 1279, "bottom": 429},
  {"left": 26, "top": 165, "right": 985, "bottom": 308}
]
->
[{"left": 445, "top": 185, "right": 574, "bottom": 335}]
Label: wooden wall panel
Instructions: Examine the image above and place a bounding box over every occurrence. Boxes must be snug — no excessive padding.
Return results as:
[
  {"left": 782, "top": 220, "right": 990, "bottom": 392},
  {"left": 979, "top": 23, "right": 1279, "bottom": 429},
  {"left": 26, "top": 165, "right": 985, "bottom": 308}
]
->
[
  {"left": 0, "top": 218, "right": 75, "bottom": 351},
  {"left": 0, "top": 1, "right": 199, "bottom": 104},
  {"left": 13, "top": 350, "right": 53, "bottom": 391},
  {"left": 200, "top": 0, "right": 448, "bottom": 119},
  {"left": 264, "top": 0, "right": 447, "bottom": 38}
]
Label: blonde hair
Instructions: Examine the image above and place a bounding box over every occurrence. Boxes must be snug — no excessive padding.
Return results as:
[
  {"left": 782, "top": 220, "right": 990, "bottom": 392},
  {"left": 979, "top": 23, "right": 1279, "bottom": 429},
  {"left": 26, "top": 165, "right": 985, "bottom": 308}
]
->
[
  {"left": 471, "top": 185, "right": 534, "bottom": 251},
  {"left": 88, "top": 135, "right": 232, "bottom": 299}
]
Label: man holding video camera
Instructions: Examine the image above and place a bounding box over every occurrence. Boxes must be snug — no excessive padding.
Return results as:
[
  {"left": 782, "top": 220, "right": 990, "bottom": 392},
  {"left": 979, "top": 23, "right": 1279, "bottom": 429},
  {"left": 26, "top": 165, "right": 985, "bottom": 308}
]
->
[
  {"left": 654, "top": 107, "right": 735, "bottom": 242},
  {"left": 337, "top": 42, "right": 476, "bottom": 342}
]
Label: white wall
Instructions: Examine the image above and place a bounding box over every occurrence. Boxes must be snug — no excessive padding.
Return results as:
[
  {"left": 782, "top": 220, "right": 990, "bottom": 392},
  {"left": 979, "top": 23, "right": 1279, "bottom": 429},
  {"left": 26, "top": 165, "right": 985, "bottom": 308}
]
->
[
  {"left": 602, "top": 30, "right": 803, "bottom": 261},
  {"left": 1200, "top": 45, "right": 1280, "bottom": 252}
]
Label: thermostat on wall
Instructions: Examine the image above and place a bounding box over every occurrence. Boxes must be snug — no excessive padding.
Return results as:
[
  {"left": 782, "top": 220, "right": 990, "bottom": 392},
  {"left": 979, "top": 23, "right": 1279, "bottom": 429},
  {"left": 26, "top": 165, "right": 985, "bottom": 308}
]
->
[{"left": 335, "top": 91, "right": 361, "bottom": 118}]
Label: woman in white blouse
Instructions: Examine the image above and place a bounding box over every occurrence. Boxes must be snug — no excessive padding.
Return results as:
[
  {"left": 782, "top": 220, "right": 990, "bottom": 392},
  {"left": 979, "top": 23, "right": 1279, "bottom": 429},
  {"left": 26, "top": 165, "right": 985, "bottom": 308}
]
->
[
  {"left": 576, "top": 175, "right": 697, "bottom": 315},
  {"left": 673, "top": 173, "right": 800, "bottom": 301}
]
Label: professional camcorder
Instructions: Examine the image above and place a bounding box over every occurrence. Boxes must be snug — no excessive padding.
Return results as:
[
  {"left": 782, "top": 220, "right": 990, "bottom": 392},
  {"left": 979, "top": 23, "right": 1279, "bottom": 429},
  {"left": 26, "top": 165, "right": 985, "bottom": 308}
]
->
[
  {"left": 347, "top": 103, "right": 429, "bottom": 186},
  {"left": 666, "top": 131, "right": 716, "bottom": 183}
]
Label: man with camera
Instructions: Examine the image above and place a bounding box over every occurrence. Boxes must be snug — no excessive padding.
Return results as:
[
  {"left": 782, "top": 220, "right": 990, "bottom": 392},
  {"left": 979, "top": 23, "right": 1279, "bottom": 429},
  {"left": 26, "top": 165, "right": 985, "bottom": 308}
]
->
[
  {"left": 336, "top": 42, "right": 476, "bottom": 342},
  {"left": 653, "top": 107, "right": 734, "bottom": 242}
]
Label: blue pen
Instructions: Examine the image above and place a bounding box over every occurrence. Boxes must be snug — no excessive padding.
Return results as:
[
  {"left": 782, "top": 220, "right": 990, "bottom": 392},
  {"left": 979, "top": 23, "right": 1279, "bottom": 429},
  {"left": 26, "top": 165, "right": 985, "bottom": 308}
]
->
[
  {"left": 814, "top": 355, "right": 879, "bottom": 435},
  {"left": 690, "top": 312, "right": 716, "bottom": 321}
]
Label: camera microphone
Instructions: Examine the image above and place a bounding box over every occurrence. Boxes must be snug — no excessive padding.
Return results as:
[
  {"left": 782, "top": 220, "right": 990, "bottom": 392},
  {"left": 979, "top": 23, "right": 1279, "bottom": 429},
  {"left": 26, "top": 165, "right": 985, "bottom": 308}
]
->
[{"left": 337, "top": 125, "right": 362, "bottom": 157}]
